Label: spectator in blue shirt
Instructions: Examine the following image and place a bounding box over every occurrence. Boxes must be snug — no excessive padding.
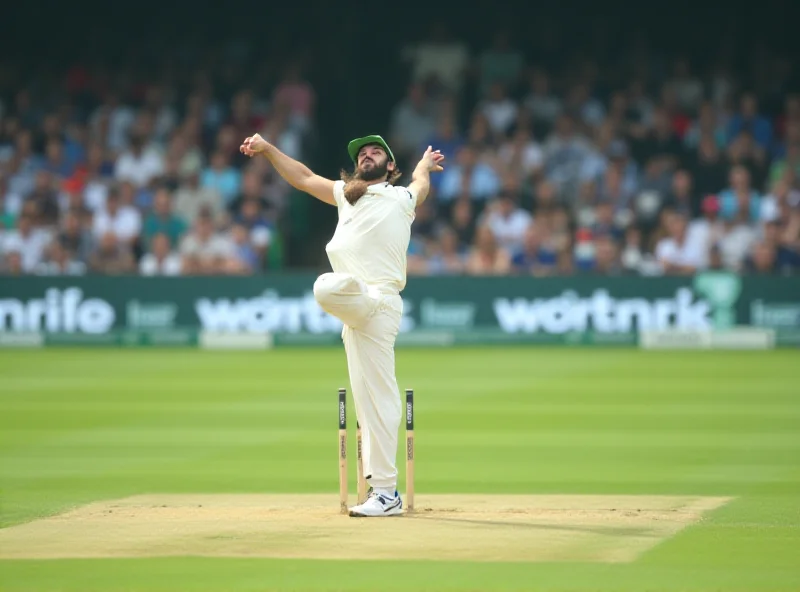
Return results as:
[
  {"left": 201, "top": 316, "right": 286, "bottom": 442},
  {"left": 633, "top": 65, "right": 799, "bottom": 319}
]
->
[
  {"left": 511, "top": 224, "right": 558, "bottom": 275},
  {"left": 236, "top": 198, "right": 273, "bottom": 264},
  {"left": 727, "top": 93, "right": 773, "bottom": 152},
  {"left": 438, "top": 145, "right": 501, "bottom": 202},
  {"left": 7, "top": 129, "right": 44, "bottom": 198},
  {"left": 718, "top": 165, "right": 762, "bottom": 223},
  {"left": 427, "top": 225, "right": 466, "bottom": 275},
  {"left": 761, "top": 219, "right": 800, "bottom": 274},
  {"left": 201, "top": 150, "right": 241, "bottom": 206},
  {"left": 41, "top": 138, "right": 75, "bottom": 178},
  {"left": 591, "top": 198, "right": 626, "bottom": 243},
  {"left": 421, "top": 114, "right": 464, "bottom": 192},
  {"left": 229, "top": 223, "right": 260, "bottom": 273}
]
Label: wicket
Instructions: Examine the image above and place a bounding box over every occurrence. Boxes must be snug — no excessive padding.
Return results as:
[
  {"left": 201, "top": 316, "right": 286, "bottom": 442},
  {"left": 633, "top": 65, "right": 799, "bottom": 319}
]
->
[
  {"left": 338, "top": 388, "right": 347, "bottom": 514},
  {"left": 338, "top": 387, "right": 415, "bottom": 514},
  {"left": 356, "top": 420, "right": 367, "bottom": 505},
  {"left": 405, "top": 388, "right": 415, "bottom": 512}
]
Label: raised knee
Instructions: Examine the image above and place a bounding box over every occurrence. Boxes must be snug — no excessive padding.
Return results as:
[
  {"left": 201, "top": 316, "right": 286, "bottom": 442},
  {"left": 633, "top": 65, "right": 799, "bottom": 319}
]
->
[
  {"left": 313, "top": 273, "right": 336, "bottom": 305},
  {"left": 315, "top": 272, "right": 354, "bottom": 306}
]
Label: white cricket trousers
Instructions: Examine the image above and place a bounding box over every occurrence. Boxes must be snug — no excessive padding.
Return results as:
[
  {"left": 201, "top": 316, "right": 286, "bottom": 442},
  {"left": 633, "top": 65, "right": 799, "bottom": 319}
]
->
[{"left": 313, "top": 272, "right": 403, "bottom": 491}]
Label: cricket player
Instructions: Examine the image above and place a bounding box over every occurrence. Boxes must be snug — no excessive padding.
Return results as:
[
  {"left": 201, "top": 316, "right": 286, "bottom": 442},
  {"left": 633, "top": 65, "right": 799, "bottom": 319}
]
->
[{"left": 240, "top": 133, "right": 444, "bottom": 516}]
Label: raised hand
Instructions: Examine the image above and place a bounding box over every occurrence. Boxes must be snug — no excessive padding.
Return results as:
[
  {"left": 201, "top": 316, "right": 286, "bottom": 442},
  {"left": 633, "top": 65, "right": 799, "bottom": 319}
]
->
[
  {"left": 420, "top": 145, "right": 445, "bottom": 173},
  {"left": 239, "top": 133, "right": 269, "bottom": 157}
]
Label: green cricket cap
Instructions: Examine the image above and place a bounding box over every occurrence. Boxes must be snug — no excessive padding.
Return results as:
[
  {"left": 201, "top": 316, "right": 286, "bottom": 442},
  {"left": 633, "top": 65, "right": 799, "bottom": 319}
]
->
[{"left": 347, "top": 135, "right": 395, "bottom": 163}]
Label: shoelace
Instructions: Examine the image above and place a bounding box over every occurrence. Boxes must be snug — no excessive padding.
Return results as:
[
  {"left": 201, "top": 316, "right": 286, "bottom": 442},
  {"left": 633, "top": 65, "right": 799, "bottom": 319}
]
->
[{"left": 366, "top": 488, "right": 393, "bottom": 505}]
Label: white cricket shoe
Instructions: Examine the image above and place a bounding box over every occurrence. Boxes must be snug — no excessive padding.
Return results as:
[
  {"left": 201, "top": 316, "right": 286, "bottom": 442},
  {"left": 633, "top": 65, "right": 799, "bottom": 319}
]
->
[{"left": 349, "top": 488, "right": 403, "bottom": 517}]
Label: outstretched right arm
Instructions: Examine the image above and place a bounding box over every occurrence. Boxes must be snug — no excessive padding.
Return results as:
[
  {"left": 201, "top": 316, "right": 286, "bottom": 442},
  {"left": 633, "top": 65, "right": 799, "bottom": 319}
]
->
[{"left": 240, "top": 134, "right": 336, "bottom": 206}]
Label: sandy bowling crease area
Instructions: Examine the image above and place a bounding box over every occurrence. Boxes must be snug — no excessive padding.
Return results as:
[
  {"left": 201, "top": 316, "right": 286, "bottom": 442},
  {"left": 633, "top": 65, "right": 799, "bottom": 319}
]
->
[{"left": 0, "top": 493, "right": 730, "bottom": 562}]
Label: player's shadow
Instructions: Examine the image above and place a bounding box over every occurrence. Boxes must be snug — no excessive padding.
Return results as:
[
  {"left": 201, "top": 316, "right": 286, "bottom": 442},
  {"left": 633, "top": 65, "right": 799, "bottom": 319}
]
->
[{"left": 406, "top": 515, "right": 661, "bottom": 538}]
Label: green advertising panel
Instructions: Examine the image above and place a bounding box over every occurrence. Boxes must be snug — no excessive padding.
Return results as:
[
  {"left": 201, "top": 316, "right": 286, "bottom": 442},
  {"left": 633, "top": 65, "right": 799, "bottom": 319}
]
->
[{"left": 0, "top": 274, "right": 798, "bottom": 345}]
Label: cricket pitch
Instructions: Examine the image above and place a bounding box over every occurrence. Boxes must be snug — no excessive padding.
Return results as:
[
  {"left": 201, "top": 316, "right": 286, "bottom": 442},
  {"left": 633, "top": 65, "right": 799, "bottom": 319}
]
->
[{"left": 0, "top": 494, "right": 730, "bottom": 563}]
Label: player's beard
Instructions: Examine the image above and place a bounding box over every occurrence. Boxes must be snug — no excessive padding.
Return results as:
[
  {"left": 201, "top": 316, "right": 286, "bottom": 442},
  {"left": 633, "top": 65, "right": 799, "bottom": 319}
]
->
[
  {"left": 357, "top": 158, "right": 389, "bottom": 182},
  {"left": 343, "top": 158, "right": 390, "bottom": 204}
]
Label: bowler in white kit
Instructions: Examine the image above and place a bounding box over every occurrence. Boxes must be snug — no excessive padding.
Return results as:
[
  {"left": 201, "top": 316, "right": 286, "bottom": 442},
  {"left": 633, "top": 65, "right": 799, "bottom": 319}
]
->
[{"left": 240, "top": 132, "right": 444, "bottom": 516}]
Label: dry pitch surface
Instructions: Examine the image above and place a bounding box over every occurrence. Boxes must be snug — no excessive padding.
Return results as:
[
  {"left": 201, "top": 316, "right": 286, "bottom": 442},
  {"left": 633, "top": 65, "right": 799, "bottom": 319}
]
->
[{"left": 0, "top": 494, "right": 729, "bottom": 563}]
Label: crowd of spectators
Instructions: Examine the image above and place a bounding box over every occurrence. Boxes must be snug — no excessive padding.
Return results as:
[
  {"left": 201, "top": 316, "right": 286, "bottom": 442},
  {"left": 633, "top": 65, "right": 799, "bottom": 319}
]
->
[
  {"left": 392, "top": 27, "right": 800, "bottom": 276},
  {"left": 0, "top": 54, "right": 316, "bottom": 276},
  {"left": 1, "top": 23, "right": 799, "bottom": 277}
]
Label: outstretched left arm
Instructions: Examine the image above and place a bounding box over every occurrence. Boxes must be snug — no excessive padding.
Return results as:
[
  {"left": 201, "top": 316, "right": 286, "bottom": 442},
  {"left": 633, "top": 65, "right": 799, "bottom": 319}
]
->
[{"left": 407, "top": 146, "right": 445, "bottom": 206}]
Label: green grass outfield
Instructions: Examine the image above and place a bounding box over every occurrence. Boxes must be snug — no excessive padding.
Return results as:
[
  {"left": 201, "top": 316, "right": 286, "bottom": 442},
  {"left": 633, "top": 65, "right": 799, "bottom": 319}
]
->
[{"left": 1, "top": 347, "right": 798, "bottom": 591}]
